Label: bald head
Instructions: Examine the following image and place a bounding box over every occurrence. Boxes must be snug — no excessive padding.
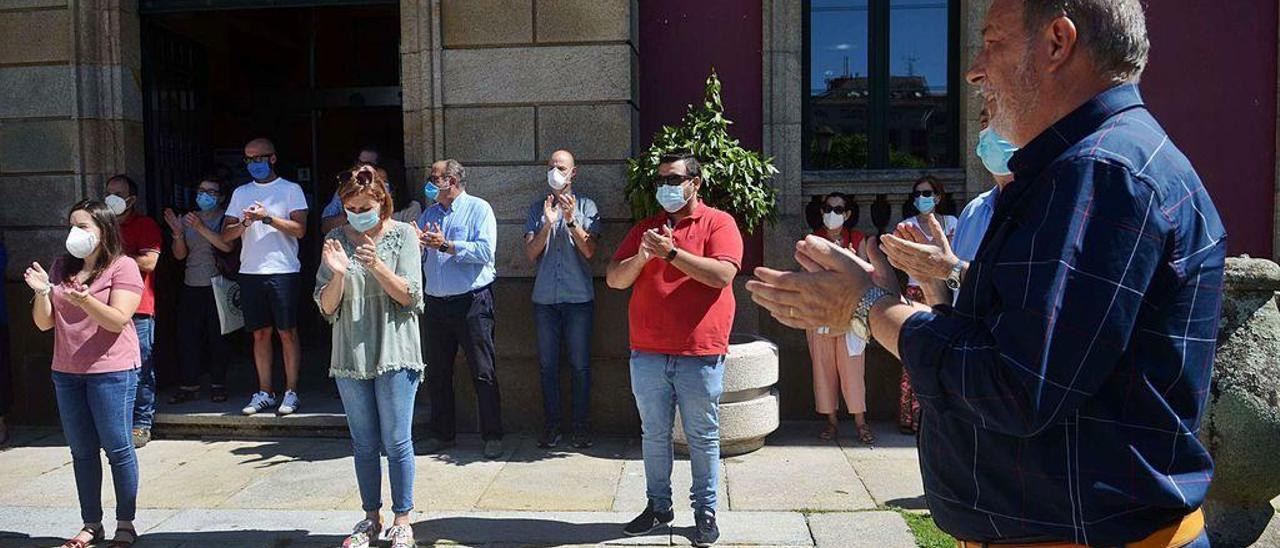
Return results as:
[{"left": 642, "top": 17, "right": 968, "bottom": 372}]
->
[
  {"left": 244, "top": 138, "right": 276, "bottom": 157},
  {"left": 549, "top": 150, "right": 575, "bottom": 169}
]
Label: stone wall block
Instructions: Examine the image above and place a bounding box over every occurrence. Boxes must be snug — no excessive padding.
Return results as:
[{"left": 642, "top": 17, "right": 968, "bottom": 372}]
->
[
  {"left": 536, "top": 103, "right": 634, "bottom": 161},
  {"left": 443, "top": 106, "right": 535, "bottom": 163},
  {"left": 0, "top": 8, "right": 70, "bottom": 64},
  {"left": 534, "top": 0, "right": 631, "bottom": 43},
  {"left": 442, "top": 45, "right": 632, "bottom": 105},
  {"left": 441, "top": 0, "right": 532, "bottom": 47}
]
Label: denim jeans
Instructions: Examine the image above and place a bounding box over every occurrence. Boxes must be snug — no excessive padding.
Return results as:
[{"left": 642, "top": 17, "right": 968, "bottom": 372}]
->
[
  {"left": 131, "top": 316, "right": 155, "bottom": 429},
  {"left": 336, "top": 368, "right": 421, "bottom": 514},
  {"left": 629, "top": 351, "right": 724, "bottom": 512},
  {"left": 534, "top": 302, "right": 593, "bottom": 429},
  {"left": 52, "top": 369, "right": 139, "bottom": 523}
]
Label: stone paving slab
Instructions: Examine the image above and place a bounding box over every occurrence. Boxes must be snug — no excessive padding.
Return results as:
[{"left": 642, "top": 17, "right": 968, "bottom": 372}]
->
[
  {"left": 476, "top": 437, "right": 628, "bottom": 512},
  {"left": 807, "top": 511, "right": 917, "bottom": 548},
  {"left": 669, "top": 511, "right": 814, "bottom": 546},
  {"left": 724, "top": 428, "right": 876, "bottom": 512},
  {"left": 612, "top": 458, "right": 729, "bottom": 513}
]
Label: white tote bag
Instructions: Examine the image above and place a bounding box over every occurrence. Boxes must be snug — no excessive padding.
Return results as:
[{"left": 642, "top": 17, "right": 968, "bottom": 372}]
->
[{"left": 210, "top": 275, "right": 245, "bottom": 335}]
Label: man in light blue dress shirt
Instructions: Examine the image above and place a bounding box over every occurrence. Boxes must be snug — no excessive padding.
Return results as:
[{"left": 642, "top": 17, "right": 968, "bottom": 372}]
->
[{"left": 415, "top": 159, "right": 504, "bottom": 459}]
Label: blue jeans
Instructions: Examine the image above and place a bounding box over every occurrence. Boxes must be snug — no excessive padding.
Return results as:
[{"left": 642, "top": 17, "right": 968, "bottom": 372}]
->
[
  {"left": 52, "top": 369, "right": 139, "bottom": 523},
  {"left": 629, "top": 351, "right": 724, "bottom": 513},
  {"left": 534, "top": 302, "right": 594, "bottom": 428},
  {"left": 336, "top": 368, "right": 421, "bottom": 514},
  {"left": 132, "top": 316, "right": 155, "bottom": 429}
]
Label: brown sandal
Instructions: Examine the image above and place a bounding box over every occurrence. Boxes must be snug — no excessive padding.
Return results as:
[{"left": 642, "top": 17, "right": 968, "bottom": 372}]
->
[
  {"left": 856, "top": 423, "right": 876, "bottom": 445},
  {"left": 60, "top": 525, "right": 104, "bottom": 548},
  {"left": 818, "top": 422, "right": 838, "bottom": 441},
  {"left": 106, "top": 526, "right": 137, "bottom": 547}
]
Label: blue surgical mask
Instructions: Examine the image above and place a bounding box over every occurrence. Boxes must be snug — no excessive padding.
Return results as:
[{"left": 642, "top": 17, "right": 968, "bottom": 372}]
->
[
  {"left": 345, "top": 208, "right": 381, "bottom": 233},
  {"left": 247, "top": 160, "right": 272, "bottom": 181},
  {"left": 655, "top": 183, "right": 690, "bottom": 213},
  {"left": 196, "top": 192, "right": 219, "bottom": 212},
  {"left": 976, "top": 128, "right": 1018, "bottom": 176},
  {"left": 914, "top": 196, "right": 936, "bottom": 214},
  {"left": 423, "top": 180, "right": 440, "bottom": 202}
]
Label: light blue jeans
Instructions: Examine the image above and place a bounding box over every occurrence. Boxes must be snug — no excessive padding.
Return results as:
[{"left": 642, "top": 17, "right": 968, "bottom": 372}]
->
[
  {"left": 336, "top": 368, "right": 420, "bottom": 515},
  {"left": 629, "top": 351, "right": 724, "bottom": 513},
  {"left": 53, "top": 368, "right": 139, "bottom": 523}
]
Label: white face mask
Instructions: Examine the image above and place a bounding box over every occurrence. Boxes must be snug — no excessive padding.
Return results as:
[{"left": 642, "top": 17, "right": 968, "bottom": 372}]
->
[
  {"left": 822, "top": 211, "right": 846, "bottom": 230},
  {"left": 104, "top": 194, "right": 129, "bottom": 216},
  {"left": 548, "top": 168, "right": 570, "bottom": 191},
  {"left": 65, "top": 226, "right": 99, "bottom": 259}
]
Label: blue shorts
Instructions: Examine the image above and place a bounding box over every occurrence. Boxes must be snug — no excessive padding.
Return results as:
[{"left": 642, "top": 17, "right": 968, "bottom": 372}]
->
[{"left": 238, "top": 273, "right": 300, "bottom": 331}]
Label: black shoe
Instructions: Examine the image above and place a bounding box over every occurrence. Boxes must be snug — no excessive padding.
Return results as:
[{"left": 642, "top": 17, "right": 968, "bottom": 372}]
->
[
  {"left": 168, "top": 388, "right": 199, "bottom": 405},
  {"left": 483, "top": 439, "right": 504, "bottom": 460},
  {"left": 570, "top": 425, "right": 593, "bottom": 448},
  {"left": 418, "top": 437, "right": 456, "bottom": 454},
  {"left": 537, "top": 425, "right": 562, "bottom": 449},
  {"left": 623, "top": 502, "right": 674, "bottom": 536},
  {"left": 693, "top": 507, "right": 720, "bottom": 547}
]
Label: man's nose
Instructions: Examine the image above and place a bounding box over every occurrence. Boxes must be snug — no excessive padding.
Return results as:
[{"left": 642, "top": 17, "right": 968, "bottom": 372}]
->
[{"left": 966, "top": 53, "right": 986, "bottom": 86}]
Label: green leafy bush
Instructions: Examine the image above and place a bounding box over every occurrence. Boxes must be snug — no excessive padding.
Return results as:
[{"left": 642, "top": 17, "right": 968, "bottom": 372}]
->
[{"left": 625, "top": 70, "right": 778, "bottom": 234}]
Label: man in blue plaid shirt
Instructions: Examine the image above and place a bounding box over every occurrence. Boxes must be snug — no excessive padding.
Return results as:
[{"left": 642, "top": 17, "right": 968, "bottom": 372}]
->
[{"left": 748, "top": 1, "right": 1225, "bottom": 546}]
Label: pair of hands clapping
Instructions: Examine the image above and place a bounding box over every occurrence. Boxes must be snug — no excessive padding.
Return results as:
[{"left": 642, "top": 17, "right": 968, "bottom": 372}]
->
[
  {"left": 321, "top": 233, "right": 381, "bottom": 276},
  {"left": 163, "top": 208, "right": 208, "bottom": 236},
  {"left": 542, "top": 193, "right": 578, "bottom": 225},
  {"left": 23, "top": 262, "right": 92, "bottom": 307}
]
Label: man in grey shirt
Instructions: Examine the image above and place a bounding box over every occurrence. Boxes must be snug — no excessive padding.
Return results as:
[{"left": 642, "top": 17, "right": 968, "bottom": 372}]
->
[{"left": 523, "top": 149, "right": 600, "bottom": 449}]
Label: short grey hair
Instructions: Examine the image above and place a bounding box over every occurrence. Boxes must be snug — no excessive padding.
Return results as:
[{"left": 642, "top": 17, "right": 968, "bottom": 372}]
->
[
  {"left": 1023, "top": 0, "right": 1149, "bottom": 83},
  {"left": 441, "top": 159, "right": 466, "bottom": 185}
]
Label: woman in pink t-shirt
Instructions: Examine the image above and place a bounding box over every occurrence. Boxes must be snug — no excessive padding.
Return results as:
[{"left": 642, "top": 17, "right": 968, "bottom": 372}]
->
[{"left": 24, "top": 200, "right": 144, "bottom": 548}]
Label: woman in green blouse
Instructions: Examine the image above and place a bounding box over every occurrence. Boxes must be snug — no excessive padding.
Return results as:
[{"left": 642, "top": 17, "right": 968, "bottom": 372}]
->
[{"left": 316, "top": 165, "right": 424, "bottom": 548}]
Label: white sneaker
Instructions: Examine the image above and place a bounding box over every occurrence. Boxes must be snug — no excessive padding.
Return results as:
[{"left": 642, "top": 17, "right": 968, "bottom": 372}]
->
[
  {"left": 277, "top": 390, "right": 300, "bottom": 415},
  {"left": 386, "top": 524, "right": 415, "bottom": 548},
  {"left": 241, "top": 391, "right": 276, "bottom": 415}
]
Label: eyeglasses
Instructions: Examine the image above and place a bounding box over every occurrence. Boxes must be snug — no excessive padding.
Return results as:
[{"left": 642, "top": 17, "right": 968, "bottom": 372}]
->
[
  {"left": 197, "top": 189, "right": 220, "bottom": 196},
  {"left": 243, "top": 154, "right": 274, "bottom": 164},
  {"left": 655, "top": 174, "right": 694, "bottom": 187},
  {"left": 911, "top": 190, "right": 936, "bottom": 198},
  {"left": 820, "top": 205, "right": 848, "bottom": 214}
]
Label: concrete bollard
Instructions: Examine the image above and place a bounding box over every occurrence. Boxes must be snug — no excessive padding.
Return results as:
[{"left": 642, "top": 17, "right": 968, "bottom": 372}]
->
[
  {"left": 675, "top": 333, "right": 780, "bottom": 457},
  {"left": 1201, "top": 256, "right": 1280, "bottom": 547}
]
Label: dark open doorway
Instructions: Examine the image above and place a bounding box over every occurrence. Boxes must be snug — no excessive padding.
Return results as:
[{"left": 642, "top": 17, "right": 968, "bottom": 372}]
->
[{"left": 139, "top": 1, "right": 405, "bottom": 416}]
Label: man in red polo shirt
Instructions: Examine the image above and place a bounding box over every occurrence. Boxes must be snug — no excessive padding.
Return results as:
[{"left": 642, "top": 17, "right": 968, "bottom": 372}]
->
[
  {"left": 607, "top": 152, "right": 742, "bottom": 547},
  {"left": 105, "top": 175, "right": 162, "bottom": 448}
]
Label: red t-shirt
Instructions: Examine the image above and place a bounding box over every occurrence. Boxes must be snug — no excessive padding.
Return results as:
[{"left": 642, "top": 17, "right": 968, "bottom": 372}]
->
[
  {"left": 50, "top": 256, "right": 144, "bottom": 374},
  {"left": 613, "top": 202, "right": 744, "bottom": 356},
  {"left": 812, "top": 227, "right": 865, "bottom": 251},
  {"left": 119, "top": 213, "right": 162, "bottom": 316}
]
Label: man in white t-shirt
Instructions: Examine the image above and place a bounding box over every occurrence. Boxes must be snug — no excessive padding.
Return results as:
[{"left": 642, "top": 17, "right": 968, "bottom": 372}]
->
[{"left": 221, "top": 137, "right": 310, "bottom": 417}]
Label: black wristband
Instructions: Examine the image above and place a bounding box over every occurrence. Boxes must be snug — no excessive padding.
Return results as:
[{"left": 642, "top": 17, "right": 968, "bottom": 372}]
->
[{"left": 664, "top": 248, "right": 678, "bottom": 262}]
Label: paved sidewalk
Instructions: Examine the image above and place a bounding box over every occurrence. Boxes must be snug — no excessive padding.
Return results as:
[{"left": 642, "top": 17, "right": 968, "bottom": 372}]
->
[{"left": 0, "top": 422, "right": 926, "bottom": 547}]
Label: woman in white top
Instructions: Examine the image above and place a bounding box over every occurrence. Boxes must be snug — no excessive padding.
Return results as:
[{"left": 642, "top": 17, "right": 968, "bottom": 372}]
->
[{"left": 896, "top": 175, "right": 957, "bottom": 434}]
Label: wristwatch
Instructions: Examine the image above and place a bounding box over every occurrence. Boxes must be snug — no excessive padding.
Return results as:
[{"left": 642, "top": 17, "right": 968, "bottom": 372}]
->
[
  {"left": 664, "top": 248, "right": 678, "bottom": 262},
  {"left": 849, "top": 286, "right": 896, "bottom": 341},
  {"left": 945, "top": 260, "right": 966, "bottom": 290},
  {"left": 438, "top": 241, "right": 451, "bottom": 253},
  {"left": 566, "top": 220, "right": 576, "bottom": 228},
  {"left": 262, "top": 215, "right": 274, "bottom": 226}
]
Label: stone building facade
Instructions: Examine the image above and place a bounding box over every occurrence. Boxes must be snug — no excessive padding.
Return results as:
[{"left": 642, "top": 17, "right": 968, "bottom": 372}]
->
[{"left": 0, "top": 0, "right": 1276, "bottom": 431}]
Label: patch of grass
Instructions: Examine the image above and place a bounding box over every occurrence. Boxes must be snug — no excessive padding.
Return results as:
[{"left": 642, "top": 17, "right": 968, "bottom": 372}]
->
[{"left": 896, "top": 510, "right": 954, "bottom": 548}]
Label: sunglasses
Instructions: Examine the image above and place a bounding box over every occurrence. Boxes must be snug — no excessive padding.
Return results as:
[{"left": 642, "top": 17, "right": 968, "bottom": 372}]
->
[
  {"left": 820, "top": 205, "right": 848, "bottom": 214},
  {"left": 911, "top": 190, "right": 936, "bottom": 198},
  {"left": 242, "top": 154, "right": 274, "bottom": 164},
  {"left": 337, "top": 169, "right": 376, "bottom": 186},
  {"left": 655, "top": 174, "right": 695, "bottom": 187}
]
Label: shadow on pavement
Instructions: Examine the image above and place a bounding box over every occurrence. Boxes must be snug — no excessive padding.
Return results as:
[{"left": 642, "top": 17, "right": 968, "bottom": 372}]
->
[{"left": 413, "top": 515, "right": 648, "bottom": 546}]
